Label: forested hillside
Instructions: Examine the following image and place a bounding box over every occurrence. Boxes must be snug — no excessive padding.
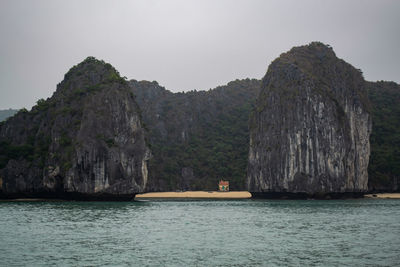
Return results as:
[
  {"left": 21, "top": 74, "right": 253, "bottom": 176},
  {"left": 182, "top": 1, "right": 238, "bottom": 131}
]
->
[
  {"left": 367, "top": 81, "right": 400, "bottom": 192},
  {"left": 131, "top": 79, "right": 261, "bottom": 191}
]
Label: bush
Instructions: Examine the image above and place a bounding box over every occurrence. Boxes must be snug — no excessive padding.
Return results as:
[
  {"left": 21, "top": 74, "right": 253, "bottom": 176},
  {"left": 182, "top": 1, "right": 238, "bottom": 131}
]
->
[
  {"left": 60, "top": 134, "right": 72, "bottom": 147},
  {"left": 0, "top": 141, "right": 35, "bottom": 168},
  {"left": 36, "top": 98, "right": 49, "bottom": 111}
]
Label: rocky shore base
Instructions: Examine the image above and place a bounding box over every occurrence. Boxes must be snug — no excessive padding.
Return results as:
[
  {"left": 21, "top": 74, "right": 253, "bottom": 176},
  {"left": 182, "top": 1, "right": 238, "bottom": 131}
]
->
[
  {"left": 0, "top": 192, "right": 136, "bottom": 201},
  {"left": 251, "top": 192, "right": 365, "bottom": 200}
]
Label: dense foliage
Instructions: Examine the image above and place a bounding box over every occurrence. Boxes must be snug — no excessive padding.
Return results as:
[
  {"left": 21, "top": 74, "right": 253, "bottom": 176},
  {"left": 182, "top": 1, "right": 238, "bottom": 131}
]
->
[
  {"left": 149, "top": 101, "right": 254, "bottom": 190},
  {"left": 367, "top": 81, "right": 400, "bottom": 191},
  {"left": 132, "top": 79, "right": 261, "bottom": 191}
]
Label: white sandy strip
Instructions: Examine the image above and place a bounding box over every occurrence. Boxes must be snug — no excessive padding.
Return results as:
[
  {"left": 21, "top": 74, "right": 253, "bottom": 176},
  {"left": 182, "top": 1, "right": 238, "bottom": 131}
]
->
[
  {"left": 364, "top": 193, "right": 400, "bottom": 199},
  {"left": 135, "top": 191, "right": 252, "bottom": 199}
]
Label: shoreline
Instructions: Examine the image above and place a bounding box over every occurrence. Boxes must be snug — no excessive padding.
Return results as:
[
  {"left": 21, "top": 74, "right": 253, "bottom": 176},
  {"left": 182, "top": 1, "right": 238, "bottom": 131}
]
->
[
  {"left": 135, "top": 191, "right": 252, "bottom": 200},
  {"left": 1, "top": 192, "right": 399, "bottom": 202},
  {"left": 364, "top": 193, "right": 400, "bottom": 199}
]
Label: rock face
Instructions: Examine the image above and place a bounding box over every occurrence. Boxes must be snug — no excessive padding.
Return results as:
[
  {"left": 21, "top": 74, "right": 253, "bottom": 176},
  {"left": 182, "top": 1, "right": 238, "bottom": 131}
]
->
[
  {"left": 0, "top": 57, "right": 150, "bottom": 199},
  {"left": 247, "top": 42, "right": 372, "bottom": 194},
  {"left": 130, "top": 79, "right": 260, "bottom": 191}
]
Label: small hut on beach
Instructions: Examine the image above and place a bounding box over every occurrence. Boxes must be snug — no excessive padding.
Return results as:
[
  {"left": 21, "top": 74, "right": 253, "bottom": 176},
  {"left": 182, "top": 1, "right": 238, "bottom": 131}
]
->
[{"left": 218, "top": 180, "right": 229, "bottom": 192}]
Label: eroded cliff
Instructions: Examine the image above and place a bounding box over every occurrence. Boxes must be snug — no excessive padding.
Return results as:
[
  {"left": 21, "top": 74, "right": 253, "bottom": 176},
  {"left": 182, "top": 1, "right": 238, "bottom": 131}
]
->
[
  {"left": 247, "top": 42, "right": 372, "bottom": 195},
  {"left": 0, "top": 57, "right": 150, "bottom": 199}
]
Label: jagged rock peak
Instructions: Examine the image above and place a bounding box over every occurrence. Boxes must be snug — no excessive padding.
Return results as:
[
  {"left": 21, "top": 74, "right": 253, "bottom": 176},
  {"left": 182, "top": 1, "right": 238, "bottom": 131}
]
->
[
  {"left": 247, "top": 42, "right": 372, "bottom": 194},
  {"left": 54, "top": 56, "right": 126, "bottom": 97},
  {"left": 0, "top": 57, "right": 150, "bottom": 199},
  {"left": 264, "top": 42, "right": 367, "bottom": 101},
  {"left": 64, "top": 56, "right": 122, "bottom": 81},
  {"left": 278, "top": 41, "right": 336, "bottom": 63}
]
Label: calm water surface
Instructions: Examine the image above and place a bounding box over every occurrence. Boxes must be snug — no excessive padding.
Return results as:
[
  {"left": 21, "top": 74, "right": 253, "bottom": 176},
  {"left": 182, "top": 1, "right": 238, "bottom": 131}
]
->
[{"left": 0, "top": 199, "right": 399, "bottom": 266}]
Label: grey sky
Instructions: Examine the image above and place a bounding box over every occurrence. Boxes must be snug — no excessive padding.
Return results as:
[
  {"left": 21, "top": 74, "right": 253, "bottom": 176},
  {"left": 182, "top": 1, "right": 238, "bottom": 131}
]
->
[{"left": 0, "top": 0, "right": 399, "bottom": 110}]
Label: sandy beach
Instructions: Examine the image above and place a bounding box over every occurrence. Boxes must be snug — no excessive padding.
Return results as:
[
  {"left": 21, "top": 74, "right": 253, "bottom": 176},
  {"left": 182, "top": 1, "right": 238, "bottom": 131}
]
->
[
  {"left": 364, "top": 193, "right": 400, "bottom": 199},
  {"left": 135, "top": 191, "right": 252, "bottom": 200}
]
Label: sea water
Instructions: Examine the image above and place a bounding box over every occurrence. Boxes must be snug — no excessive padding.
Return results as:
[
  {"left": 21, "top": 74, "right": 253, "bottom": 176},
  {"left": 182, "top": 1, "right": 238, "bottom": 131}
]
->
[{"left": 0, "top": 199, "right": 399, "bottom": 266}]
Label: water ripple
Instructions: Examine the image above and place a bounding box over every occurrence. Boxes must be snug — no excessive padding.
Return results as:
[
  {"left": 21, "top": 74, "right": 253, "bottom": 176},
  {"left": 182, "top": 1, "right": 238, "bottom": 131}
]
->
[{"left": 0, "top": 199, "right": 399, "bottom": 266}]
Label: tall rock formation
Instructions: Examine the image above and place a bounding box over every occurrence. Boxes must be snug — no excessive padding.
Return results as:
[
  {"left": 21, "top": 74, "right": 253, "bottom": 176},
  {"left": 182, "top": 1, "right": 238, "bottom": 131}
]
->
[
  {"left": 130, "top": 79, "right": 261, "bottom": 191},
  {"left": 247, "top": 42, "right": 372, "bottom": 195},
  {"left": 0, "top": 57, "right": 150, "bottom": 199}
]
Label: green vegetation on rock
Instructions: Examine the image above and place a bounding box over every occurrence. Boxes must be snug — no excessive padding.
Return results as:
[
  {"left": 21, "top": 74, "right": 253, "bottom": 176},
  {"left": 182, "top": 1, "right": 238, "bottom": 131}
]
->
[
  {"left": 0, "top": 141, "right": 34, "bottom": 168},
  {"left": 367, "top": 81, "right": 400, "bottom": 191},
  {"left": 0, "top": 56, "right": 149, "bottom": 197},
  {"left": 247, "top": 42, "right": 372, "bottom": 194},
  {"left": 131, "top": 79, "right": 261, "bottom": 191},
  {"left": 1, "top": 49, "right": 399, "bottom": 196}
]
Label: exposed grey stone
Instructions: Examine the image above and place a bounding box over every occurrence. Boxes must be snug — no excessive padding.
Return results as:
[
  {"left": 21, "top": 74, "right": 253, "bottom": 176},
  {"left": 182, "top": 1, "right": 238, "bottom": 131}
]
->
[
  {"left": 0, "top": 57, "right": 150, "bottom": 198},
  {"left": 247, "top": 42, "right": 372, "bottom": 194}
]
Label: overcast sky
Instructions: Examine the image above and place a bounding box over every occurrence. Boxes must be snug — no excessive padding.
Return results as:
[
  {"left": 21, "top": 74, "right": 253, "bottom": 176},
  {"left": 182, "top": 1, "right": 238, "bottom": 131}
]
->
[{"left": 0, "top": 0, "right": 399, "bottom": 110}]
